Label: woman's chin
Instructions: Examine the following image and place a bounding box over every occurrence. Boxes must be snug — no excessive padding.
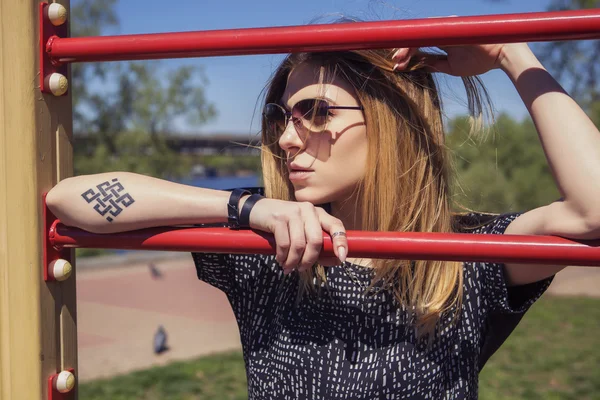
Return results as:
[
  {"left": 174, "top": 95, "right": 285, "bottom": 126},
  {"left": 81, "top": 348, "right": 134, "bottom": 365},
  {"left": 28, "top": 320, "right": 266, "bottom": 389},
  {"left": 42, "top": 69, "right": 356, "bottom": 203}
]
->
[
  {"left": 293, "top": 187, "right": 327, "bottom": 204},
  {"left": 293, "top": 186, "right": 340, "bottom": 205}
]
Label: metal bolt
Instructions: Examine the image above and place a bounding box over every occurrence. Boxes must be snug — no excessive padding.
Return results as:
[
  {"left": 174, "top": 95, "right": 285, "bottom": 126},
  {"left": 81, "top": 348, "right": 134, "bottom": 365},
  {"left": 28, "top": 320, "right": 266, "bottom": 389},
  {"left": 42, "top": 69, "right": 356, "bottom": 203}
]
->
[
  {"left": 47, "top": 73, "right": 68, "bottom": 96},
  {"left": 47, "top": 3, "right": 68, "bottom": 26},
  {"left": 54, "top": 370, "right": 75, "bottom": 393},
  {"left": 49, "top": 259, "right": 72, "bottom": 281}
]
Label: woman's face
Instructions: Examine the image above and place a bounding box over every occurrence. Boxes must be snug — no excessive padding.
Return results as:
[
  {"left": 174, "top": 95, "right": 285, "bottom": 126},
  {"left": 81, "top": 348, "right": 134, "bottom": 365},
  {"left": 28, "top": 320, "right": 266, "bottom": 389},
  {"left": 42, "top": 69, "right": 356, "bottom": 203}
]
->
[{"left": 278, "top": 63, "right": 368, "bottom": 205}]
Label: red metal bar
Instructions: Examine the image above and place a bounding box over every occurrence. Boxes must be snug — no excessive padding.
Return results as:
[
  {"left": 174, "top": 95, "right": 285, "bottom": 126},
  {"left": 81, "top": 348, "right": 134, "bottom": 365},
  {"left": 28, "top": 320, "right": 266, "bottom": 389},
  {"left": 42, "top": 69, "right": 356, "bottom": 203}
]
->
[
  {"left": 49, "top": 221, "right": 600, "bottom": 266},
  {"left": 46, "top": 9, "right": 600, "bottom": 64}
]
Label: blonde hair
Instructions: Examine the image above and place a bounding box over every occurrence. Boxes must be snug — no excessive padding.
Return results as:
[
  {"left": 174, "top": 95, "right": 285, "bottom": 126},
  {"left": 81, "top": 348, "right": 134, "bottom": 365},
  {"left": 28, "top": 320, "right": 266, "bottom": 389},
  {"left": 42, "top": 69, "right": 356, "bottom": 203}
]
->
[{"left": 259, "top": 49, "right": 491, "bottom": 337}]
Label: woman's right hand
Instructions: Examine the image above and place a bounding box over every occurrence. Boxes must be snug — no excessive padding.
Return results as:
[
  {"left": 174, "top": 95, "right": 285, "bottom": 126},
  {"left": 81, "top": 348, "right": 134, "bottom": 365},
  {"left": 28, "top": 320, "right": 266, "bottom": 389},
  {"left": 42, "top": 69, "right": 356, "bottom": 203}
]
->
[{"left": 247, "top": 199, "right": 348, "bottom": 274}]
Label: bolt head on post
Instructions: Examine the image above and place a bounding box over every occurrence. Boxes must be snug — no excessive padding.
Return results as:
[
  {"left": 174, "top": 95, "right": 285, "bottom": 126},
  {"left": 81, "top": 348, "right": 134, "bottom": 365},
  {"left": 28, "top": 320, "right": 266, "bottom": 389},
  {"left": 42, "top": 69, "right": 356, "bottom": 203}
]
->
[
  {"left": 49, "top": 259, "right": 72, "bottom": 281},
  {"left": 54, "top": 370, "right": 75, "bottom": 393},
  {"left": 46, "top": 73, "right": 69, "bottom": 96},
  {"left": 47, "top": 3, "right": 68, "bottom": 26}
]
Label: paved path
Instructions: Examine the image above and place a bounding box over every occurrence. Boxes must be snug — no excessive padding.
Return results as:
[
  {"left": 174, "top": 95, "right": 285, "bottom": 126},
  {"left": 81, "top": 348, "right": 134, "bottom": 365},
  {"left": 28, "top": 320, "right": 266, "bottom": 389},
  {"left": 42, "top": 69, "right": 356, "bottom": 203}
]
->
[
  {"left": 77, "top": 255, "right": 240, "bottom": 382},
  {"left": 75, "top": 253, "right": 600, "bottom": 382}
]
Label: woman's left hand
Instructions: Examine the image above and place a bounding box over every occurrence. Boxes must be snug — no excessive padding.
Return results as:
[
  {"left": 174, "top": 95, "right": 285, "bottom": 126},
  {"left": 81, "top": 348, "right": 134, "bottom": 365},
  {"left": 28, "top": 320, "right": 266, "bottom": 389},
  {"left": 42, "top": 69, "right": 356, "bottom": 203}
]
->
[{"left": 391, "top": 43, "right": 527, "bottom": 77}]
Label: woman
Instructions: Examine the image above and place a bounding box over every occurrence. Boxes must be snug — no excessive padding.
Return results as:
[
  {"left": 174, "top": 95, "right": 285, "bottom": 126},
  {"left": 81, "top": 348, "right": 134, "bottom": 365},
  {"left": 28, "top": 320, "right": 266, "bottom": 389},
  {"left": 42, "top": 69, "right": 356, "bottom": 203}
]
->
[{"left": 47, "top": 41, "right": 600, "bottom": 398}]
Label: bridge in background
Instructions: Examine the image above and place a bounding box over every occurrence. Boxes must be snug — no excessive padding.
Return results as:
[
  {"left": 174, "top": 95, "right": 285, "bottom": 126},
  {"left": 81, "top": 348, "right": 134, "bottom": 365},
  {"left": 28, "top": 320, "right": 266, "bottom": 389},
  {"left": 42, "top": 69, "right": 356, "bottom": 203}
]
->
[
  {"left": 76, "top": 133, "right": 261, "bottom": 156},
  {"left": 165, "top": 134, "right": 261, "bottom": 155}
]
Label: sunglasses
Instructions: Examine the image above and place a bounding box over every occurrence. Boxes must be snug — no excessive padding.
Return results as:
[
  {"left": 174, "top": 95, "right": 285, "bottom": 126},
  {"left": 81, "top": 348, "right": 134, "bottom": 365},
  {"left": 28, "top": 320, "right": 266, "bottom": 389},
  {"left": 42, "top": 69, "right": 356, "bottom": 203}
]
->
[{"left": 263, "top": 98, "right": 363, "bottom": 141}]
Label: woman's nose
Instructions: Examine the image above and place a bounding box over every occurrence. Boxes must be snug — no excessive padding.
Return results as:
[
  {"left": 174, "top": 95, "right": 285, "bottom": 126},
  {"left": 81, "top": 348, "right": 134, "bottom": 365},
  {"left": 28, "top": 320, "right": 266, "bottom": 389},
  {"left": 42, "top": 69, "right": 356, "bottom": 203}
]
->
[{"left": 278, "top": 118, "right": 303, "bottom": 153}]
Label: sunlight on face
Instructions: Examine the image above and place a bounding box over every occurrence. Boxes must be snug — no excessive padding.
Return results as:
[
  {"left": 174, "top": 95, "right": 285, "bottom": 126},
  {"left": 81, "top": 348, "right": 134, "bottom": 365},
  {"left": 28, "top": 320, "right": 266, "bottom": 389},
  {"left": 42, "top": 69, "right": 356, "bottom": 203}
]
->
[{"left": 278, "top": 63, "right": 368, "bottom": 205}]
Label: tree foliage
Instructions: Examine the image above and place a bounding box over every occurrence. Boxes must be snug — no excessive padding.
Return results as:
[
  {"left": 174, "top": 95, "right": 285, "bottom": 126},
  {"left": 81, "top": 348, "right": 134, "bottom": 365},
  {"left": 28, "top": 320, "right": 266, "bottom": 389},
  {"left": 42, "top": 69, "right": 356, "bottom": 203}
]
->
[
  {"left": 447, "top": 114, "right": 561, "bottom": 213},
  {"left": 71, "top": 0, "right": 216, "bottom": 178}
]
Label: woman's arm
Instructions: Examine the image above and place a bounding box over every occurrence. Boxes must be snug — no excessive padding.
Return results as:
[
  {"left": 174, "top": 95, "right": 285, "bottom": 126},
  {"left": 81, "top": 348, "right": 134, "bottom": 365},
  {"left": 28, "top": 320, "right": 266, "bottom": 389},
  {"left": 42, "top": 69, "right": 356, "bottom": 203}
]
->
[
  {"left": 394, "top": 43, "right": 600, "bottom": 285},
  {"left": 502, "top": 44, "right": 600, "bottom": 222},
  {"left": 498, "top": 44, "right": 600, "bottom": 285},
  {"left": 46, "top": 171, "right": 232, "bottom": 234},
  {"left": 46, "top": 171, "right": 349, "bottom": 271}
]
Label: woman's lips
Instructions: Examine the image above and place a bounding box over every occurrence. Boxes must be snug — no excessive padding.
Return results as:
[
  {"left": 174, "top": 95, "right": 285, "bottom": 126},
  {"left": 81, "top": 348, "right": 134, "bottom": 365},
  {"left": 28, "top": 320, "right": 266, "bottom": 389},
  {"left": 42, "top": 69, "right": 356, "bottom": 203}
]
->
[{"left": 289, "top": 170, "right": 314, "bottom": 181}]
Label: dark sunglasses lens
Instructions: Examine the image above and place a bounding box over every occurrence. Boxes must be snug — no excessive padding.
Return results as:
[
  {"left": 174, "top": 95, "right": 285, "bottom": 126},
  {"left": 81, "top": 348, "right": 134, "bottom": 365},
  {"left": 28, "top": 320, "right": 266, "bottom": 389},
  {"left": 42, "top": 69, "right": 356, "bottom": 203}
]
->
[
  {"left": 293, "top": 99, "right": 328, "bottom": 128},
  {"left": 264, "top": 104, "right": 286, "bottom": 131}
]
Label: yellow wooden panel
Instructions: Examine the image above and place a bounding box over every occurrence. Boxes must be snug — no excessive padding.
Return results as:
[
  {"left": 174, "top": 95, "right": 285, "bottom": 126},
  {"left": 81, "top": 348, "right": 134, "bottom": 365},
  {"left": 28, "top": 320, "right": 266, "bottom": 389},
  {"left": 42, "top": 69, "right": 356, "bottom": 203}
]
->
[{"left": 0, "top": 1, "right": 75, "bottom": 399}]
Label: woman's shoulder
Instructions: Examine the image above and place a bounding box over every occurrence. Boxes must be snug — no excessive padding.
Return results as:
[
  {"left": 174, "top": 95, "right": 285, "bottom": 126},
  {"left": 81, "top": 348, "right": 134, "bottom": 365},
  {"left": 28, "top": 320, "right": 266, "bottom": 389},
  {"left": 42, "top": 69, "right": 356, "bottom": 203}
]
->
[
  {"left": 453, "top": 211, "right": 521, "bottom": 234},
  {"left": 192, "top": 251, "right": 280, "bottom": 296}
]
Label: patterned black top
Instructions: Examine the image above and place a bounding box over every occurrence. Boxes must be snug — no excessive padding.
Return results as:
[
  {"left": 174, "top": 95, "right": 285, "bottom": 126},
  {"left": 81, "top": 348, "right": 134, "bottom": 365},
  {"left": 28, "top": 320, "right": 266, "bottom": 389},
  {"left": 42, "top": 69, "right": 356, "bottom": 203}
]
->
[{"left": 191, "top": 213, "right": 553, "bottom": 399}]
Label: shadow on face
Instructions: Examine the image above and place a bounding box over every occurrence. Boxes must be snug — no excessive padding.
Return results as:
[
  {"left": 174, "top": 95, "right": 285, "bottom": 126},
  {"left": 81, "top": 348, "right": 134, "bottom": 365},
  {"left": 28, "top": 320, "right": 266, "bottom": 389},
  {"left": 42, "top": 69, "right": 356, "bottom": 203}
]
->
[{"left": 277, "top": 63, "right": 369, "bottom": 205}]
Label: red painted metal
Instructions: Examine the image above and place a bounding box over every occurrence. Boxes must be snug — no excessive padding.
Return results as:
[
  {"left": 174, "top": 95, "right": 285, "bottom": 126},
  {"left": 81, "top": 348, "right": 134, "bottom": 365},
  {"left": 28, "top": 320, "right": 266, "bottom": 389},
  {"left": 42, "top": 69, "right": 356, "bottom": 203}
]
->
[
  {"left": 43, "top": 194, "right": 72, "bottom": 281},
  {"left": 44, "top": 9, "right": 600, "bottom": 64},
  {"left": 49, "top": 222, "right": 600, "bottom": 266},
  {"left": 39, "top": 2, "right": 68, "bottom": 95}
]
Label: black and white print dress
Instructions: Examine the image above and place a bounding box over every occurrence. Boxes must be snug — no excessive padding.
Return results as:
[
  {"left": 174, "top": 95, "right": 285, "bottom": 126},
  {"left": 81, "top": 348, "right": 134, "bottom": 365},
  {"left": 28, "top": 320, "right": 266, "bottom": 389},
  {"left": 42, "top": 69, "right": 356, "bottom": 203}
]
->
[{"left": 191, "top": 212, "right": 553, "bottom": 399}]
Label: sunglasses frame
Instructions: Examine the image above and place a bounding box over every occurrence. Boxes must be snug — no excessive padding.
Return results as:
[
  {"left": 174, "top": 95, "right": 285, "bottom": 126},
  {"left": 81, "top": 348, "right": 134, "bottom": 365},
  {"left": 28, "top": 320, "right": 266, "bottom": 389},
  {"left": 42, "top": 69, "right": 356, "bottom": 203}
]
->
[{"left": 263, "top": 98, "right": 364, "bottom": 139}]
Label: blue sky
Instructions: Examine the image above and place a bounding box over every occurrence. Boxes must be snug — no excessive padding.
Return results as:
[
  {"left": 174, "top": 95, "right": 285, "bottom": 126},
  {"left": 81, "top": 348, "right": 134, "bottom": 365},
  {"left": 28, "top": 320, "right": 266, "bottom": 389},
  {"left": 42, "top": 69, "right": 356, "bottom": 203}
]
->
[{"left": 103, "top": 0, "right": 555, "bottom": 135}]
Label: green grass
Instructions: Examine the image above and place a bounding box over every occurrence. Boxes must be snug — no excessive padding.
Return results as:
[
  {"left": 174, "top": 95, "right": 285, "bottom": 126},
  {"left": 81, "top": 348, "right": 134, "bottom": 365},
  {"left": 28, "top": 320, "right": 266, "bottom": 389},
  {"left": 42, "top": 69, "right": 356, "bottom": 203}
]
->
[
  {"left": 80, "top": 296, "right": 599, "bottom": 400},
  {"left": 80, "top": 351, "right": 247, "bottom": 400},
  {"left": 479, "top": 296, "right": 600, "bottom": 400}
]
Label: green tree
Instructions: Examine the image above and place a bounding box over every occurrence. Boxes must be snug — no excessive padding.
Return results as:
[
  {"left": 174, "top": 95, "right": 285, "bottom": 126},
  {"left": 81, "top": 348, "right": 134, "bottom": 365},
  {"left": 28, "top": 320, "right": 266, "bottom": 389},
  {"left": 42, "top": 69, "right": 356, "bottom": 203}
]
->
[
  {"left": 447, "top": 114, "right": 560, "bottom": 213},
  {"left": 71, "top": 0, "right": 216, "bottom": 178}
]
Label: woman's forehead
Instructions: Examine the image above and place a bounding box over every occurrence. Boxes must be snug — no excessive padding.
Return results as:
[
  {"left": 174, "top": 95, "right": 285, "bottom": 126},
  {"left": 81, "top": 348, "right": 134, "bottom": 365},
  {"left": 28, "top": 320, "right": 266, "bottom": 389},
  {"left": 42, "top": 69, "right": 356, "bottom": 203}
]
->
[{"left": 282, "top": 63, "right": 358, "bottom": 107}]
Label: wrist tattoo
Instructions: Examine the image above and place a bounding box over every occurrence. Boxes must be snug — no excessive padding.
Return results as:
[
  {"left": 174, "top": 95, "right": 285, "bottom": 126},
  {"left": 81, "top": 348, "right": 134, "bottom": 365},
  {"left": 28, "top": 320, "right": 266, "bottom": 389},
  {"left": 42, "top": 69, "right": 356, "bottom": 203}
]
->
[{"left": 81, "top": 178, "right": 135, "bottom": 222}]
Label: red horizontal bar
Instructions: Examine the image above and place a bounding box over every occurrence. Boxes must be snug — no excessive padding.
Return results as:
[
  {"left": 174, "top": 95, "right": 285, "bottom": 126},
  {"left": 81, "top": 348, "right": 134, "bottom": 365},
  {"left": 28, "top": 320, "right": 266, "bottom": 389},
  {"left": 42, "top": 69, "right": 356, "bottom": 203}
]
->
[
  {"left": 47, "top": 10, "right": 600, "bottom": 64},
  {"left": 49, "top": 222, "right": 600, "bottom": 266}
]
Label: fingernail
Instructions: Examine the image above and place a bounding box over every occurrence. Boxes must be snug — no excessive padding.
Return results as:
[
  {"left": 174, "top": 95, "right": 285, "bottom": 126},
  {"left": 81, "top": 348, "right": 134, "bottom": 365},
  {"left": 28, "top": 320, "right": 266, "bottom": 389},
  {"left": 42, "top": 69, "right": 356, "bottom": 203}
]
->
[
  {"left": 393, "top": 63, "right": 399, "bottom": 71},
  {"left": 392, "top": 49, "right": 401, "bottom": 59},
  {"left": 338, "top": 246, "right": 347, "bottom": 263}
]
